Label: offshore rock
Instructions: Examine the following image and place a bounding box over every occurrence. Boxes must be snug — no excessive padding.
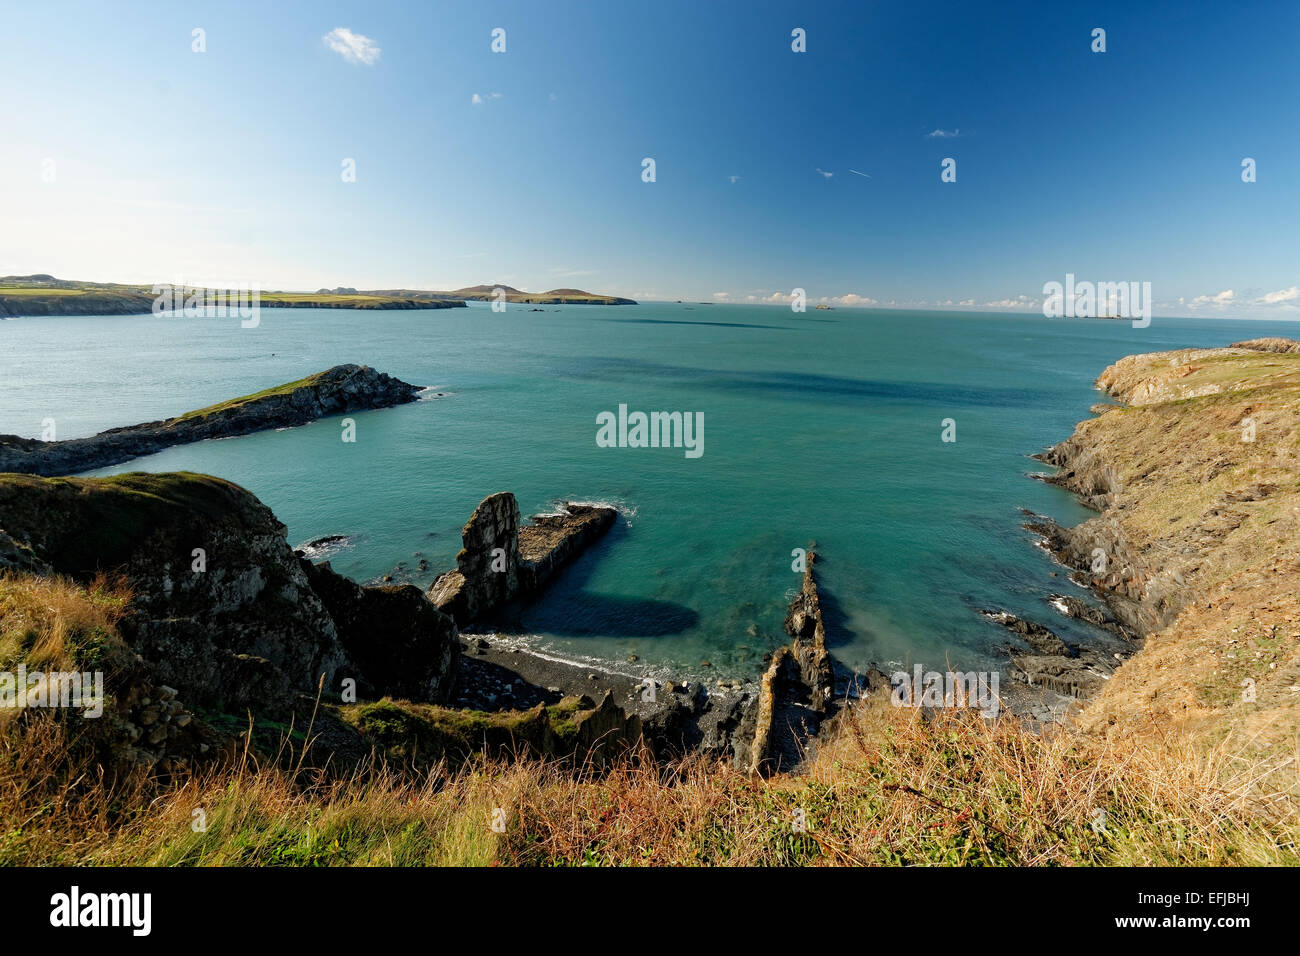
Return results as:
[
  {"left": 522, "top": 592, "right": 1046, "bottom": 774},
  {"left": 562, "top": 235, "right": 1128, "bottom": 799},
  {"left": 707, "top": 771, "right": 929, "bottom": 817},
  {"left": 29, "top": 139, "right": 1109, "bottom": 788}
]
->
[{"left": 430, "top": 493, "right": 617, "bottom": 625}]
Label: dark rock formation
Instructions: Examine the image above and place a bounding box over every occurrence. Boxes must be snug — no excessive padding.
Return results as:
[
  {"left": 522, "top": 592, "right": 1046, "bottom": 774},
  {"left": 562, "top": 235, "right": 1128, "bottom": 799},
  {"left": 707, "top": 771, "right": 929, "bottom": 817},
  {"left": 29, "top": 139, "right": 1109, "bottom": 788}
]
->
[
  {"left": 749, "top": 553, "right": 840, "bottom": 774},
  {"left": 1024, "top": 511, "right": 1180, "bottom": 635},
  {"left": 430, "top": 494, "right": 617, "bottom": 625},
  {"left": 783, "top": 552, "right": 836, "bottom": 713},
  {"left": 1046, "top": 593, "right": 1135, "bottom": 642},
  {"left": 302, "top": 560, "right": 459, "bottom": 704},
  {"left": 0, "top": 364, "right": 422, "bottom": 477},
  {"left": 980, "top": 610, "right": 1124, "bottom": 700},
  {"left": 0, "top": 472, "right": 460, "bottom": 717}
]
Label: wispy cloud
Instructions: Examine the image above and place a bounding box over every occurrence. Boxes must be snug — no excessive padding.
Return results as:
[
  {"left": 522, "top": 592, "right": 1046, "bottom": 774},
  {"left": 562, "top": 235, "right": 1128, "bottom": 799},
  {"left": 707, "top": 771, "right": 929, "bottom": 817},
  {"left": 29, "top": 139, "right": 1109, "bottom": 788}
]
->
[
  {"left": 471, "top": 92, "right": 503, "bottom": 105},
  {"left": 848, "top": 169, "right": 871, "bottom": 178},
  {"left": 926, "top": 128, "right": 960, "bottom": 139},
  {"left": 983, "top": 294, "right": 1039, "bottom": 310},
  {"left": 827, "top": 293, "right": 877, "bottom": 307},
  {"left": 1255, "top": 285, "right": 1300, "bottom": 306},
  {"left": 815, "top": 168, "right": 834, "bottom": 179},
  {"left": 728, "top": 174, "right": 741, "bottom": 184},
  {"left": 1186, "top": 289, "right": 1236, "bottom": 309},
  {"left": 323, "top": 28, "right": 381, "bottom": 66}
]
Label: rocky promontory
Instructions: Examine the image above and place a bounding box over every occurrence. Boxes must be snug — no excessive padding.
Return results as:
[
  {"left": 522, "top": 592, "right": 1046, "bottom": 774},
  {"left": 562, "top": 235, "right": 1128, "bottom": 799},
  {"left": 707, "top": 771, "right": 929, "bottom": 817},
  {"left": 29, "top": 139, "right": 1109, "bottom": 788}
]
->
[
  {"left": 1029, "top": 341, "right": 1300, "bottom": 743},
  {"left": 429, "top": 493, "right": 618, "bottom": 625},
  {"left": 0, "top": 364, "right": 422, "bottom": 476}
]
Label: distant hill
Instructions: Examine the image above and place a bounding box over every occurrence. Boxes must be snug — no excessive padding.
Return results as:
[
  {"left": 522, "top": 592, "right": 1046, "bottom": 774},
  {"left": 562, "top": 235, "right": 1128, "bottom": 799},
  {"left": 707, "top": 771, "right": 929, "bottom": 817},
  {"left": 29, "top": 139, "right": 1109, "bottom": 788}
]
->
[
  {"left": 0, "top": 276, "right": 466, "bottom": 317},
  {"left": 0, "top": 275, "right": 636, "bottom": 317},
  {"left": 443, "top": 284, "right": 636, "bottom": 306}
]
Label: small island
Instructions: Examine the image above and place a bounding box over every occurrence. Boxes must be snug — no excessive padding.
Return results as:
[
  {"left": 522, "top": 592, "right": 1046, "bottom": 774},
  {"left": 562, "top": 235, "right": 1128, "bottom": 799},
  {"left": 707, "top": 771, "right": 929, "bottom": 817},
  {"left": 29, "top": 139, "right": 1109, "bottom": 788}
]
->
[{"left": 0, "top": 364, "right": 423, "bottom": 476}]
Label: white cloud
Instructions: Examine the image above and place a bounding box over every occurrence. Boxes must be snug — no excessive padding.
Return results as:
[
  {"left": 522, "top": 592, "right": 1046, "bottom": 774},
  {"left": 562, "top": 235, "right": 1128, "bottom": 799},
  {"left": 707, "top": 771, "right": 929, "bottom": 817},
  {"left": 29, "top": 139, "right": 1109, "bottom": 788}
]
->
[
  {"left": 711, "top": 292, "right": 732, "bottom": 300},
  {"left": 848, "top": 169, "right": 871, "bottom": 178},
  {"left": 1188, "top": 289, "right": 1236, "bottom": 309},
  {"left": 1255, "top": 285, "right": 1300, "bottom": 306},
  {"left": 728, "top": 174, "right": 741, "bottom": 184},
  {"left": 323, "top": 28, "right": 381, "bottom": 66},
  {"left": 926, "top": 128, "right": 960, "bottom": 139},
  {"left": 815, "top": 168, "right": 834, "bottom": 179},
  {"left": 983, "top": 294, "right": 1039, "bottom": 310},
  {"left": 472, "top": 92, "right": 503, "bottom": 105},
  {"left": 830, "top": 293, "right": 878, "bottom": 307}
]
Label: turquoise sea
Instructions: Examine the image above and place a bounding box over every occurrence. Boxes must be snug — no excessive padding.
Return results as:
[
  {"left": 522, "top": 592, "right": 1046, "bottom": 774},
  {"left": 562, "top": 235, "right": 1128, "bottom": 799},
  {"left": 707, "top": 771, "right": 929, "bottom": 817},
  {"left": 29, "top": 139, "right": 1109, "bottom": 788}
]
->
[{"left": 4, "top": 304, "right": 1296, "bottom": 683}]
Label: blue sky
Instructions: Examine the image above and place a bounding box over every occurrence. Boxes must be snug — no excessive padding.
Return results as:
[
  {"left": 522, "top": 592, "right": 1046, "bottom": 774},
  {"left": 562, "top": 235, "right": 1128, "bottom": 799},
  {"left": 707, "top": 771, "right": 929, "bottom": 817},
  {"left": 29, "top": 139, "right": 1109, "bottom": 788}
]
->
[{"left": 1, "top": 0, "right": 1296, "bottom": 315}]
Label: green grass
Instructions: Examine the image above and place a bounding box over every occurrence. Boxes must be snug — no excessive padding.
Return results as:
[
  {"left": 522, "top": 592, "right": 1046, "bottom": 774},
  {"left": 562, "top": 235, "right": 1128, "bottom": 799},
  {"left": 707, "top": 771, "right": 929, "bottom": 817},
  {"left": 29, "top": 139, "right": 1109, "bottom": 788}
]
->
[{"left": 177, "top": 371, "right": 331, "bottom": 420}]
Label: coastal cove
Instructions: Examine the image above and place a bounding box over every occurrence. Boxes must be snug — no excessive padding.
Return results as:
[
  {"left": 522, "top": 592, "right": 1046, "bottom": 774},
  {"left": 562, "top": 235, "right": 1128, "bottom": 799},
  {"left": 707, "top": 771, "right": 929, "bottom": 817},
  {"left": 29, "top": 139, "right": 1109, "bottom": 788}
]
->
[{"left": 3, "top": 302, "right": 1297, "bottom": 686}]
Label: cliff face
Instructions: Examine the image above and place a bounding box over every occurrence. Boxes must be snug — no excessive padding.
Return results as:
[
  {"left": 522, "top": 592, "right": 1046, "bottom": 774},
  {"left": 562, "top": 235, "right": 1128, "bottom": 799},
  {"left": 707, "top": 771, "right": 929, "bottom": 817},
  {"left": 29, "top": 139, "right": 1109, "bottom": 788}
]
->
[
  {"left": 0, "top": 364, "right": 422, "bottom": 476},
  {"left": 0, "top": 472, "right": 459, "bottom": 716},
  {"left": 1034, "top": 343, "right": 1300, "bottom": 744},
  {"left": 430, "top": 494, "right": 617, "bottom": 626}
]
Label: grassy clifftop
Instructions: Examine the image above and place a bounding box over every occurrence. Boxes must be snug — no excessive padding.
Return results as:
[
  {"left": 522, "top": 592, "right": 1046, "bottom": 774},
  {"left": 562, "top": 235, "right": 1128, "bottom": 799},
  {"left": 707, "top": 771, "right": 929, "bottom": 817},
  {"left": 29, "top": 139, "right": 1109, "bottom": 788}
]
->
[{"left": 1043, "top": 340, "right": 1300, "bottom": 749}]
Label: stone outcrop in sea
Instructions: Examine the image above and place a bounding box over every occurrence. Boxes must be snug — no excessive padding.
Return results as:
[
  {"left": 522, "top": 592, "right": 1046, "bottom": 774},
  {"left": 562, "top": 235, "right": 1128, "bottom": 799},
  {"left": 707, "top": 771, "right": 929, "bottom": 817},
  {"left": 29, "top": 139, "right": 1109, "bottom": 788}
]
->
[{"left": 429, "top": 492, "right": 618, "bottom": 625}]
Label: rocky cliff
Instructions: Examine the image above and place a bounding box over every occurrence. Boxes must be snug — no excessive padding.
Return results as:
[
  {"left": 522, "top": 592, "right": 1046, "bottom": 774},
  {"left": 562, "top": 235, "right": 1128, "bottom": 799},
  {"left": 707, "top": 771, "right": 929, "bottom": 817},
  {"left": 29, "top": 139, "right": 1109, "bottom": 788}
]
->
[
  {"left": 0, "top": 364, "right": 422, "bottom": 476},
  {"left": 430, "top": 494, "right": 617, "bottom": 625},
  {"left": 1031, "top": 342, "right": 1300, "bottom": 744},
  {"left": 0, "top": 472, "right": 460, "bottom": 717}
]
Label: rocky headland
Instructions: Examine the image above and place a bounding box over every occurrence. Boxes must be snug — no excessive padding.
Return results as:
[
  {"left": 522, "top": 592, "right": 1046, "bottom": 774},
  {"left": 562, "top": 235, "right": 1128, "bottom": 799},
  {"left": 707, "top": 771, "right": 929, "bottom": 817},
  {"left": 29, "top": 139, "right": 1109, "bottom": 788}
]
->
[
  {"left": 0, "top": 364, "right": 421, "bottom": 477},
  {"left": 1019, "top": 338, "right": 1300, "bottom": 744}
]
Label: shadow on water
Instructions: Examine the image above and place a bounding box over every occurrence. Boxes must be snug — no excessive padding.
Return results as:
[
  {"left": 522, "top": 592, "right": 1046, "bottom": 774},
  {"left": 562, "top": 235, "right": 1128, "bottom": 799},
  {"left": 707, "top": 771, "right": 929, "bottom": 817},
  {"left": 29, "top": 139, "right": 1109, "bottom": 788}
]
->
[
  {"left": 506, "top": 519, "right": 700, "bottom": 639},
  {"left": 606, "top": 317, "right": 797, "bottom": 331},
  {"left": 561, "top": 356, "right": 1039, "bottom": 408},
  {"left": 813, "top": 569, "right": 856, "bottom": 651}
]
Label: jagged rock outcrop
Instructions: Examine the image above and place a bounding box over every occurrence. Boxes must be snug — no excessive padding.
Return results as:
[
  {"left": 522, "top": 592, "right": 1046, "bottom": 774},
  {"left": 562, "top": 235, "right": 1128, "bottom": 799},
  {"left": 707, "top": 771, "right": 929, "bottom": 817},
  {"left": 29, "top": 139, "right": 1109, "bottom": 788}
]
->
[
  {"left": 980, "top": 610, "right": 1122, "bottom": 700},
  {"left": 0, "top": 472, "right": 459, "bottom": 716},
  {"left": 303, "top": 560, "right": 458, "bottom": 703},
  {"left": 783, "top": 553, "right": 835, "bottom": 713},
  {"left": 430, "top": 494, "right": 617, "bottom": 625},
  {"left": 0, "top": 364, "right": 422, "bottom": 476},
  {"left": 749, "top": 553, "right": 839, "bottom": 774}
]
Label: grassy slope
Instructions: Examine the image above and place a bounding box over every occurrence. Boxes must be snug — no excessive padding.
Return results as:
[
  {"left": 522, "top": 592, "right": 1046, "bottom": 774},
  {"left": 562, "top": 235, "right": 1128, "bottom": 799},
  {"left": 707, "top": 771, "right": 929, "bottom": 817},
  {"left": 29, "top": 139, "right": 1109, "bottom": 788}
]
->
[
  {"left": 1, "top": 571, "right": 1295, "bottom": 866},
  {"left": 1063, "top": 344, "right": 1300, "bottom": 752},
  {"left": 175, "top": 370, "right": 332, "bottom": 420}
]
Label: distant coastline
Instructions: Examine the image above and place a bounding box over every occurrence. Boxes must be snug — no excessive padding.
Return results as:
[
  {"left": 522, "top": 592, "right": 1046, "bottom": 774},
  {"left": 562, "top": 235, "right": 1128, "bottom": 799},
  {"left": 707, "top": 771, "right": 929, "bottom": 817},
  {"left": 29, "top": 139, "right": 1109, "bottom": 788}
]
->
[{"left": 0, "top": 275, "right": 636, "bottom": 317}]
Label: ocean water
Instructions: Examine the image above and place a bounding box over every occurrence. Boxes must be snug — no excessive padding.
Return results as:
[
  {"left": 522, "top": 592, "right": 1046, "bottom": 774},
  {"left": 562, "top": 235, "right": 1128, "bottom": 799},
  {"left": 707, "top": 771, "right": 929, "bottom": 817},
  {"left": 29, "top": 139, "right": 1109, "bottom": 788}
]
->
[{"left": 3, "top": 303, "right": 1296, "bottom": 683}]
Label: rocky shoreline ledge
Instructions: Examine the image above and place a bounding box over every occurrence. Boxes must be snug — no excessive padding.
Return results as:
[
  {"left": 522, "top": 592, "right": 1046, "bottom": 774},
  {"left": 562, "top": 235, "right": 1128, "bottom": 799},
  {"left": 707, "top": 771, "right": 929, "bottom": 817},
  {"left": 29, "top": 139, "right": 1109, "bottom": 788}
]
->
[
  {"left": 0, "top": 364, "right": 422, "bottom": 477},
  {"left": 1005, "top": 338, "right": 1300, "bottom": 742}
]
